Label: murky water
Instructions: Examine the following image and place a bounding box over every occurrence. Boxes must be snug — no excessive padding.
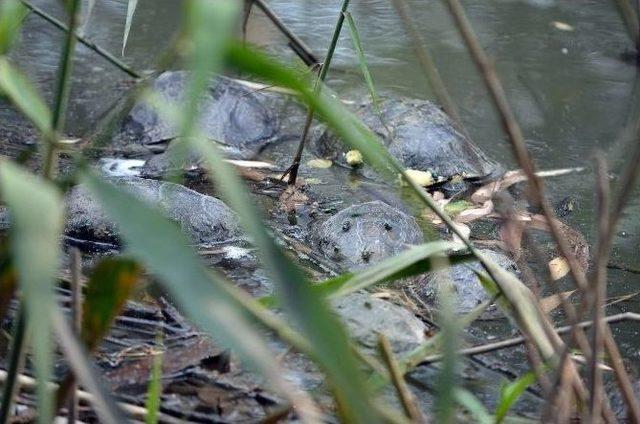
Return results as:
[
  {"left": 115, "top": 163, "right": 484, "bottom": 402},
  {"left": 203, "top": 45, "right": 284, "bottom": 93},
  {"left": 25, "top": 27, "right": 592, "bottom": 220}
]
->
[{"left": 3, "top": 0, "right": 640, "bottom": 390}]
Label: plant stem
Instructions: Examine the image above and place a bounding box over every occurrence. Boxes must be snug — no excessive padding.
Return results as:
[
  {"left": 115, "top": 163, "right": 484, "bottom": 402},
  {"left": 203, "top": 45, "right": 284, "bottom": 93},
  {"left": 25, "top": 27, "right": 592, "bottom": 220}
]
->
[
  {"left": 67, "top": 248, "right": 82, "bottom": 424},
  {"left": 41, "top": 0, "right": 82, "bottom": 179},
  {"left": 252, "top": 0, "right": 319, "bottom": 66},
  {"left": 442, "top": 0, "right": 639, "bottom": 420},
  {"left": 588, "top": 155, "right": 610, "bottom": 421},
  {"left": 20, "top": 0, "right": 141, "bottom": 79},
  {"left": 0, "top": 307, "right": 28, "bottom": 424},
  {"left": 283, "top": 0, "right": 350, "bottom": 186},
  {"left": 378, "top": 335, "right": 422, "bottom": 422}
]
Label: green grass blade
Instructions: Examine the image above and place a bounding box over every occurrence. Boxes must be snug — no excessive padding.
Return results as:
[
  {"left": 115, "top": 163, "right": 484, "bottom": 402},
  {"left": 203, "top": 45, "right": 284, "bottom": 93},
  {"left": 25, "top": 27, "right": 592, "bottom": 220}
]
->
[
  {"left": 495, "top": 372, "right": 536, "bottom": 423},
  {"left": 160, "top": 2, "right": 383, "bottom": 420},
  {"left": 80, "top": 172, "right": 317, "bottom": 419},
  {"left": 434, "top": 261, "right": 459, "bottom": 424},
  {"left": 191, "top": 137, "right": 382, "bottom": 423},
  {"left": 0, "top": 57, "right": 52, "bottom": 135},
  {"left": 343, "top": 11, "right": 379, "bottom": 109},
  {"left": 145, "top": 336, "right": 163, "bottom": 424},
  {"left": 0, "top": 0, "right": 28, "bottom": 55},
  {"left": 453, "top": 388, "right": 492, "bottom": 424},
  {"left": 330, "top": 241, "right": 464, "bottom": 298},
  {"left": 0, "top": 161, "right": 64, "bottom": 423},
  {"left": 121, "top": 0, "right": 138, "bottom": 56},
  {"left": 258, "top": 249, "right": 473, "bottom": 307}
]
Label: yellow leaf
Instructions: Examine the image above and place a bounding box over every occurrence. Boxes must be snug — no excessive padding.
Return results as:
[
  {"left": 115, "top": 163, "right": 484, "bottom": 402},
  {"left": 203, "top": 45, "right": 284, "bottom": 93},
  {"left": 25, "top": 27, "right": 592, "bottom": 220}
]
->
[
  {"left": 548, "top": 257, "right": 570, "bottom": 281},
  {"left": 306, "top": 158, "right": 332, "bottom": 169},
  {"left": 402, "top": 169, "right": 434, "bottom": 187}
]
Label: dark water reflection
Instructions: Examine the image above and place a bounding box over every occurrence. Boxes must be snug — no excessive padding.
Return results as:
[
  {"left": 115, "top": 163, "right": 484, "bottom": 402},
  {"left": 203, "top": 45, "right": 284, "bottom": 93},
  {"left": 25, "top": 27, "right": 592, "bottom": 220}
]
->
[{"left": 3, "top": 0, "right": 640, "bottom": 362}]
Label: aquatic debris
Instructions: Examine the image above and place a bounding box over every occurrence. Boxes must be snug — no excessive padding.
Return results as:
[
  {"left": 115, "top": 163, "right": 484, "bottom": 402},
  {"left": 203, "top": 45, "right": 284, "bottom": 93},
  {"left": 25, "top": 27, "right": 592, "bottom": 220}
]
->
[
  {"left": 540, "top": 290, "right": 575, "bottom": 314},
  {"left": 402, "top": 169, "right": 434, "bottom": 187},
  {"left": 471, "top": 167, "right": 585, "bottom": 203},
  {"left": 551, "top": 21, "right": 574, "bottom": 32},
  {"left": 306, "top": 158, "right": 332, "bottom": 169},
  {"left": 454, "top": 200, "right": 494, "bottom": 224},
  {"left": 345, "top": 149, "right": 363, "bottom": 166},
  {"left": 99, "top": 158, "right": 145, "bottom": 177},
  {"left": 548, "top": 257, "right": 570, "bottom": 281},
  {"left": 279, "top": 186, "right": 309, "bottom": 213}
]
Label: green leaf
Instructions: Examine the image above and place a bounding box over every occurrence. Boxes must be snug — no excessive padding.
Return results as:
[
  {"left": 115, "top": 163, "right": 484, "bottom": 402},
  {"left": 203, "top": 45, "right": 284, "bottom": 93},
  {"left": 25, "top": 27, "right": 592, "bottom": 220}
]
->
[
  {"left": 453, "top": 388, "right": 492, "bottom": 424},
  {"left": 121, "top": 0, "right": 138, "bottom": 56},
  {"left": 344, "top": 11, "right": 379, "bottom": 110},
  {"left": 0, "top": 0, "right": 28, "bottom": 55},
  {"left": 80, "top": 172, "right": 316, "bottom": 416},
  {"left": 495, "top": 372, "right": 537, "bottom": 423},
  {"left": 81, "top": 258, "right": 141, "bottom": 351},
  {"left": 161, "top": 2, "right": 384, "bottom": 421},
  {"left": 145, "top": 335, "right": 163, "bottom": 424},
  {"left": 329, "top": 241, "right": 465, "bottom": 298},
  {"left": 0, "top": 57, "right": 52, "bottom": 135},
  {"left": 0, "top": 160, "right": 64, "bottom": 423},
  {"left": 434, "top": 260, "right": 460, "bottom": 424},
  {"left": 258, "top": 248, "right": 471, "bottom": 308}
]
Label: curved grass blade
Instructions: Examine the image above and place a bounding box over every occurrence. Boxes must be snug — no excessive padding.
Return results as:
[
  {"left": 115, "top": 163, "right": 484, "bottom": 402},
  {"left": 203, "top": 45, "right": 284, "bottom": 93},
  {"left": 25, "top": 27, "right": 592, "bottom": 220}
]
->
[
  {"left": 164, "top": 1, "right": 383, "bottom": 420},
  {"left": 191, "top": 136, "right": 382, "bottom": 423},
  {"left": 80, "top": 172, "right": 319, "bottom": 422},
  {"left": 329, "top": 241, "right": 464, "bottom": 298},
  {"left": 0, "top": 0, "right": 28, "bottom": 55},
  {"left": 0, "top": 161, "right": 64, "bottom": 423},
  {"left": 0, "top": 58, "right": 52, "bottom": 135},
  {"left": 145, "top": 335, "right": 163, "bottom": 424},
  {"left": 343, "top": 11, "right": 379, "bottom": 110},
  {"left": 258, "top": 247, "right": 472, "bottom": 307},
  {"left": 495, "top": 372, "right": 536, "bottom": 423},
  {"left": 121, "top": 0, "right": 138, "bottom": 56},
  {"left": 453, "top": 388, "right": 492, "bottom": 424}
]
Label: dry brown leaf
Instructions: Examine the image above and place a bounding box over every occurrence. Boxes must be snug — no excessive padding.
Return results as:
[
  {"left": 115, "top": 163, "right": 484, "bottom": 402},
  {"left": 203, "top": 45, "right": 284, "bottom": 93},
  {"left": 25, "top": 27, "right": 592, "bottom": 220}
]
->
[
  {"left": 548, "top": 257, "right": 570, "bottom": 281},
  {"left": 540, "top": 290, "right": 575, "bottom": 314},
  {"left": 499, "top": 218, "right": 525, "bottom": 258},
  {"left": 279, "top": 186, "right": 309, "bottom": 213},
  {"left": 454, "top": 200, "right": 494, "bottom": 223}
]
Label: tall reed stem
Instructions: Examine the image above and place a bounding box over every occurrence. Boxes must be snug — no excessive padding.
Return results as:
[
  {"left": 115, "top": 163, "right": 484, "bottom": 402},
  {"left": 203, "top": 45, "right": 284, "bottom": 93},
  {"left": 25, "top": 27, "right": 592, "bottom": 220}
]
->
[
  {"left": 283, "top": 0, "right": 350, "bottom": 186},
  {"left": 0, "top": 308, "right": 28, "bottom": 424},
  {"left": 41, "top": 0, "right": 82, "bottom": 179}
]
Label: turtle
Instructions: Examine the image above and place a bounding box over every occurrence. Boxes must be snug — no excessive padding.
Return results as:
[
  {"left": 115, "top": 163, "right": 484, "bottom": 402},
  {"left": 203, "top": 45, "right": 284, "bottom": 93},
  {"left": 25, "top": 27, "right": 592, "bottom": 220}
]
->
[
  {"left": 111, "top": 71, "right": 282, "bottom": 160},
  {"left": 410, "top": 248, "right": 517, "bottom": 316},
  {"left": 313, "top": 97, "right": 502, "bottom": 196},
  {"left": 315, "top": 200, "right": 423, "bottom": 269},
  {"left": 65, "top": 176, "right": 242, "bottom": 247}
]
